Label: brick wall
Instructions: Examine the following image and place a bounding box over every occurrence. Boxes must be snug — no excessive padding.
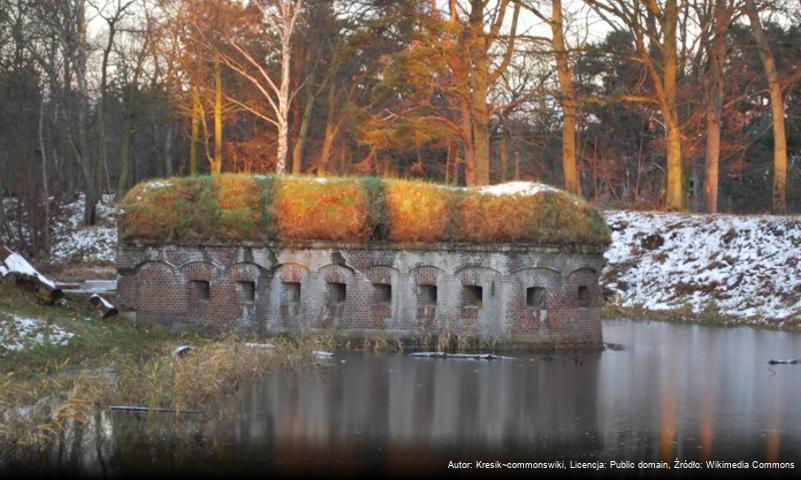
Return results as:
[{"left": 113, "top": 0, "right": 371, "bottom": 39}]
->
[{"left": 117, "top": 243, "right": 606, "bottom": 348}]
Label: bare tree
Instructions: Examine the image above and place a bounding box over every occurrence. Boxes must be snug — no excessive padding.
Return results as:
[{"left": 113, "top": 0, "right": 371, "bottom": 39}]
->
[
  {"left": 27, "top": 0, "right": 100, "bottom": 224},
  {"left": 517, "top": 0, "right": 581, "bottom": 194},
  {"left": 588, "top": 0, "right": 684, "bottom": 211},
  {"left": 214, "top": 0, "right": 304, "bottom": 175},
  {"left": 94, "top": 0, "right": 136, "bottom": 196}
]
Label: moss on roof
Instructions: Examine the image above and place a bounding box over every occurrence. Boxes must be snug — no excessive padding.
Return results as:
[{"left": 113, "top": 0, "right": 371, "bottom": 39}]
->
[{"left": 119, "top": 174, "right": 611, "bottom": 247}]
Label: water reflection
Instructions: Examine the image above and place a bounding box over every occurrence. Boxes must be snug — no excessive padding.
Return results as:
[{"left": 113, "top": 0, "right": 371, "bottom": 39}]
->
[{"left": 4, "top": 319, "right": 801, "bottom": 476}]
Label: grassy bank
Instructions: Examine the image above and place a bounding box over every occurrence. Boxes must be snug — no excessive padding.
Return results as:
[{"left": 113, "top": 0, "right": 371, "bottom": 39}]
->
[
  {"left": 602, "top": 302, "right": 801, "bottom": 332},
  {"left": 0, "top": 284, "right": 321, "bottom": 457}
]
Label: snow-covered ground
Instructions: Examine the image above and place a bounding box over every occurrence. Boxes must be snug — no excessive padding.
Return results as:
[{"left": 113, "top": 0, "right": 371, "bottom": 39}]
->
[
  {"left": 603, "top": 210, "right": 801, "bottom": 327},
  {"left": 0, "top": 312, "right": 74, "bottom": 355},
  {"left": 49, "top": 194, "right": 119, "bottom": 265},
  {"left": 1, "top": 194, "right": 118, "bottom": 266}
]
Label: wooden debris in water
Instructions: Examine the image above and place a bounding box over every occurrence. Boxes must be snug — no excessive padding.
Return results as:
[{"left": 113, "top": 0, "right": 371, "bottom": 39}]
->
[
  {"left": 768, "top": 359, "right": 798, "bottom": 365},
  {"left": 109, "top": 405, "right": 201, "bottom": 414},
  {"left": 409, "top": 352, "right": 515, "bottom": 361}
]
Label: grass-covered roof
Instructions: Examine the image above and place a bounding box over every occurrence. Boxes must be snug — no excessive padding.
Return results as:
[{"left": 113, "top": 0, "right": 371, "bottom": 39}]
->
[{"left": 119, "top": 175, "right": 611, "bottom": 247}]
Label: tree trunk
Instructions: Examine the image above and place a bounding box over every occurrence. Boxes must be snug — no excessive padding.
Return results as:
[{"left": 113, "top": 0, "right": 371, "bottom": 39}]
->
[
  {"left": 318, "top": 82, "right": 338, "bottom": 176},
  {"left": 117, "top": 107, "right": 134, "bottom": 199},
  {"left": 469, "top": 0, "right": 491, "bottom": 186},
  {"left": 499, "top": 130, "right": 508, "bottom": 183},
  {"left": 66, "top": 1, "right": 97, "bottom": 226},
  {"left": 663, "top": 0, "right": 683, "bottom": 211},
  {"left": 704, "top": 0, "right": 729, "bottom": 214},
  {"left": 117, "top": 82, "right": 139, "bottom": 199},
  {"left": 664, "top": 112, "right": 683, "bottom": 211},
  {"left": 38, "top": 97, "right": 50, "bottom": 255},
  {"left": 98, "top": 18, "right": 115, "bottom": 196},
  {"left": 461, "top": 101, "right": 475, "bottom": 186},
  {"left": 212, "top": 58, "right": 223, "bottom": 175},
  {"left": 163, "top": 123, "right": 175, "bottom": 176},
  {"left": 551, "top": 0, "right": 580, "bottom": 195},
  {"left": 291, "top": 82, "right": 315, "bottom": 175},
  {"left": 190, "top": 88, "right": 200, "bottom": 175},
  {"left": 745, "top": 0, "right": 788, "bottom": 214},
  {"left": 276, "top": 25, "right": 293, "bottom": 175}
]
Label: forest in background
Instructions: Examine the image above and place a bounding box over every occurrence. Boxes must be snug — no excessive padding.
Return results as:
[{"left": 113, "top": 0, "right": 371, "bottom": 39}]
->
[{"left": 1, "top": 0, "right": 800, "bottom": 257}]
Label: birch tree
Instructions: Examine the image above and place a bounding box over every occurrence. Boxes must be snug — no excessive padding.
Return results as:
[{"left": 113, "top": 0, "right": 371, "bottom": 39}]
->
[{"left": 215, "top": 0, "right": 304, "bottom": 175}]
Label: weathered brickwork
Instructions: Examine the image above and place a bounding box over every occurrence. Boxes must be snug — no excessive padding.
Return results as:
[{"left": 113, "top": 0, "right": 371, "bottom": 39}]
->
[{"left": 117, "top": 242, "right": 606, "bottom": 349}]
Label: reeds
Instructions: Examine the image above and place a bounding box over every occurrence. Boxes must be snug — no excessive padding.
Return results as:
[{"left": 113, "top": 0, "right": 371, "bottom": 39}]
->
[{"left": 0, "top": 335, "right": 317, "bottom": 456}]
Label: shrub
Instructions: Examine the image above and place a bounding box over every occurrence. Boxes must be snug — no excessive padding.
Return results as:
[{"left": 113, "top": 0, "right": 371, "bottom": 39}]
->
[{"left": 362, "top": 176, "right": 389, "bottom": 240}]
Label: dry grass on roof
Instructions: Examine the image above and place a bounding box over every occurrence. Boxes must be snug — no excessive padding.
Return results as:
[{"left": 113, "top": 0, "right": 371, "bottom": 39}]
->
[
  {"left": 119, "top": 180, "right": 183, "bottom": 241},
  {"left": 385, "top": 180, "right": 453, "bottom": 243},
  {"left": 119, "top": 174, "right": 611, "bottom": 247},
  {"left": 458, "top": 190, "right": 608, "bottom": 245},
  {"left": 274, "top": 176, "right": 369, "bottom": 243}
]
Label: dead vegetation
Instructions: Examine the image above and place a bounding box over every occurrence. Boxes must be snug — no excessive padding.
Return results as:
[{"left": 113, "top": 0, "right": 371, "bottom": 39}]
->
[{"left": 0, "top": 282, "right": 321, "bottom": 457}]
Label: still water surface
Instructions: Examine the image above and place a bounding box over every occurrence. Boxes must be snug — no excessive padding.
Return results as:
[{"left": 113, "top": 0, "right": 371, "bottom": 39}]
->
[{"left": 8, "top": 319, "right": 801, "bottom": 476}]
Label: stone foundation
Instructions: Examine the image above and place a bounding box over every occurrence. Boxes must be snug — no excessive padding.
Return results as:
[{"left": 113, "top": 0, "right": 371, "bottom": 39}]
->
[{"left": 117, "top": 242, "right": 605, "bottom": 349}]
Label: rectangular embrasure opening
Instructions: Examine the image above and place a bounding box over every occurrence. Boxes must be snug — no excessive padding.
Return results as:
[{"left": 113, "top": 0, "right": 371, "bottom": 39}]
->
[
  {"left": 373, "top": 283, "right": 391, "bottom": 303},
  {"left": 283, "top": 282, "right": 301, "bottom": 303},
  {"left": 237, "top": 281, "right": 256, "bottom": 302},
  {"left": 462, "top": 285, "right": 483, "bottom": 307},
  {"left": 418, "top": 284, "right": 437, "bottom": 305},
  {"left": 577, "top": 286, "right": 590, "bottom": 307},
  {"left": 527, "top": 286, "right": 546, "bottom": 308},
  {"left": 191, "top": 280, "right": 210, "bottom": 301},
  {"left": 327, "top": 282, "right": 347, "bottom": 303}
]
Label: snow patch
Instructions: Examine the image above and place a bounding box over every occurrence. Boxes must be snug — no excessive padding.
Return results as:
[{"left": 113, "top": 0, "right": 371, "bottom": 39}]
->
[
  {"left": 49, "top": 194, "right": 119, "bottom": 264},
  {"left": 476, "top": 181, "right": 560, "bottom": 197},
  {"left": 0, "top": 313, "right": 75, "bottom": 354},
  {"left": 602, "top": 210, "right": 801, "bottom": 324},
  {"left": 1, "top": 252, "right": 57, "bottom": 289},
  {"left": 140, "top": 179, "right": 173, "bottom": 191}
]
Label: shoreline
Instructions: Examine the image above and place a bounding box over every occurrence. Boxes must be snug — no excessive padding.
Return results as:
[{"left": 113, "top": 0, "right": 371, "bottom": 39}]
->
[{"left": 602, "top": 302, "right": 801, "bottom": 333}]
